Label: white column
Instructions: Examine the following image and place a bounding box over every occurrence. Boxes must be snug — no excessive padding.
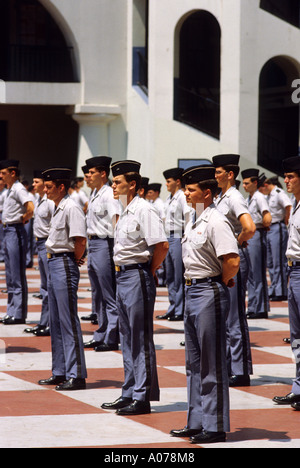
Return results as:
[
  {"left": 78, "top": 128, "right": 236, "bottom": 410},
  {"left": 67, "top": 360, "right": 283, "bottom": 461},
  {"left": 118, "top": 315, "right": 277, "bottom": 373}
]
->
[{"left": 70, "top": 105, "right": 121, "bottom": 175}]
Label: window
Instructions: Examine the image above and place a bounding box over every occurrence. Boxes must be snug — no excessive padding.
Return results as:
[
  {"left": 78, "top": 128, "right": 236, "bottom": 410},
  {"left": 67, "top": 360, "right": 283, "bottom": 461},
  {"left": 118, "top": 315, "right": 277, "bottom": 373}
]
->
[
  {"left": 260, "top": 0, "right": 300, "bottom": 28},
  {"left": 258, "top": 57, "right": 300, "bottom": 175},
  {"left": 0, "top": 0, "right": 77, "bottom": 82},
  {"left": 132, "top": 0, "right": 149, "bottom": 94},
  {"left": 174, "top": 11, "right": 221, "bottom": 139}
]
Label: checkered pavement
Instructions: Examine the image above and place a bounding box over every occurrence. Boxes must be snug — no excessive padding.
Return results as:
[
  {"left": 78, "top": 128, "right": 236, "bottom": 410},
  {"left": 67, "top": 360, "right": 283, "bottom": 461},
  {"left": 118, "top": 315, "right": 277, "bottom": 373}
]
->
[{"left": 0, "top": 257, "right": 299, "bottom": 449}]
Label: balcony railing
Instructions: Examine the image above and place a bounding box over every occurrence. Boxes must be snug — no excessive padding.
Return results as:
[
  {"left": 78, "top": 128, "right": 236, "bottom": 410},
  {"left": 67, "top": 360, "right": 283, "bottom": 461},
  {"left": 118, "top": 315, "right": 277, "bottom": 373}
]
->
[{"left": 0, "top": 44, "right": 77, "bottom": 82}]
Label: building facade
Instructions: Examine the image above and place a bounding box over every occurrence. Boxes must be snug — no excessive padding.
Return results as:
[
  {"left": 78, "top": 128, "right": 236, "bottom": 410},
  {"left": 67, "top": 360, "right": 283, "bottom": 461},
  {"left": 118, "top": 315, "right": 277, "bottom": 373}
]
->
[{"left": 0, "top": 0, "right": 299, "bottom": 194}]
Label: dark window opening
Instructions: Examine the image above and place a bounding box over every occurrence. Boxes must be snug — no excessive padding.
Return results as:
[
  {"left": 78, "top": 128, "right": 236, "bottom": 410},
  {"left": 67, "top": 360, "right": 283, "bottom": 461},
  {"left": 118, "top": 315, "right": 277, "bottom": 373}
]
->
[
  {"left": 0, "top": 121, "right": 8, "bottom": 161},
  {"left": 260, "top": 0, "right": 300, "bottom": 29},
  {"left": 132, "top": 0, "right": 149, "bottom": 94},
  {"left": 0, "top": 0, "right": 77, "bottom": 82},
  {"left": 258, "top": 58, "right": 300, "bottom": 175},
  {"left": 174, "top": 11, "right": 221, "bottom": 139}
]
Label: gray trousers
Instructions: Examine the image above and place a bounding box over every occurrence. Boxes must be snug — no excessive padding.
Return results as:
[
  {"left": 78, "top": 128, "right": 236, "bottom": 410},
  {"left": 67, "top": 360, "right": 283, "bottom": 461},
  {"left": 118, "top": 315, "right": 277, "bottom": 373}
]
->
[
  {"left": 116, "top": 266, "right": 159, "bottom": 402},
  {"left": 267, "top": 222, "right": 288, "bottom": 297},
  {"left": 36, "top": 239, "right": 49, "bottom": 327},
  {"left": 227, "top": 246, "right": 253, "bottom": 376},
  {"left": 247, "top": 228, "right": 270, "bottom": 315},
  {"left": 3, "top": 224, "right": 28, "bottom": 320},
  {"left": 88, "top": 237, "right": 119, "bottom": 345},
  {"left": 287, "top": 266, "right": 300, "bottom": 395},
  {"left": 184, "top": 279, "right": 230, "bottom": 433},
  {"left": 48, "top": 254, "right": 87, "bottom": 379},
  {"left": 165, "top": 235, "right": 184, "bottom": 317}
]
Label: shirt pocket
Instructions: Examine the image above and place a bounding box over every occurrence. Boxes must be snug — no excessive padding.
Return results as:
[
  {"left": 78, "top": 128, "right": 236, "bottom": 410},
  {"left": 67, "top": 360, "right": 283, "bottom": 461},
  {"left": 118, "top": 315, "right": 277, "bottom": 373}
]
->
[{"left": 187, "top": 226, "right": 208, "bottom": 251}]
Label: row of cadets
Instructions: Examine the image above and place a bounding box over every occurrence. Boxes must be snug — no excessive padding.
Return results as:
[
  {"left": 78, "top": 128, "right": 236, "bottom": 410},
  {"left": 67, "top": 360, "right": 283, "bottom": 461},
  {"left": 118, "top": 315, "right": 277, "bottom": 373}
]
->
[
  {"left": 0, "top": 160, "right": 34, "bottom": 324},
  {"left": 101, "top": 160, "right": 169, "bottom": 415},
  {"left": 213, "top": 154, "right": 255, "bottom": 388},
  {"left": 83, "top": 156, "right": 120, "bottom": 352}
]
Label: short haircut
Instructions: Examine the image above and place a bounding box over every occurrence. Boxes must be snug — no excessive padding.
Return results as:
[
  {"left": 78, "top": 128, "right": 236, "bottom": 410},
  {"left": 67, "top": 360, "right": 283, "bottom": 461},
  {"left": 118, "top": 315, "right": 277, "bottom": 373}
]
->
[
  {"left": 198, "top": 179, "right": 219, "bottom": 198},
  {"left": 123, "top": 172, "right": 142, "bottom": 192}
]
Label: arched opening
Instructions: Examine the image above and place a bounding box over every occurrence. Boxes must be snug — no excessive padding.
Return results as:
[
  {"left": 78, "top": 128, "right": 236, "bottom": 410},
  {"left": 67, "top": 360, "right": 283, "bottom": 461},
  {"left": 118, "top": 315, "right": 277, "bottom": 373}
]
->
[
  {"left": 0, "top": 0, "right": 78, "bottom": 82},
  {"left": 258, "top": 56, "right": 300, "bottom": 175},
  {"left": 260, "top": 0, "right": 300, "bottom": 29},
  {"left": 174, "top": 10, "right": 221, "bottom": 139}
]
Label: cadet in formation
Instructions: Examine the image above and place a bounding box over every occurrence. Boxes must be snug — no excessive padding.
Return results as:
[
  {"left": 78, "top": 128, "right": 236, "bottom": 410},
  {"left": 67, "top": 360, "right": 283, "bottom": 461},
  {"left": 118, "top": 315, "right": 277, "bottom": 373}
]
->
[
  {"left": 242, "top": 169, "right": 272, "bottom": 319},
  {"left": 24, "top": 170, "right": 55, "bottom": 336},
  {"left": 157, "top": 168, "right": 191, "bottom": 321},
  {"left": 38, "top": 167, "right": 87, "bottom": 391},
  {"left": 83, "top": 156, "right": 120, "bottom": 352},
  {"left": 213, "top": 154, "right": 255, "bottom": 387},
  {"left": 260, "top": 176, "right": 291, "bottom": 301},
  {"left": 0, "top": 160, "right": 34, "bottom": 325},
  {"left": 101, "top": 160, "right": 169, "bottom": 416},
  {"left": 273, "top": 156, "right": 300, "bottom": 410},
  {"left": 170, "top": 165, "right": 240, "bottom": 444}
]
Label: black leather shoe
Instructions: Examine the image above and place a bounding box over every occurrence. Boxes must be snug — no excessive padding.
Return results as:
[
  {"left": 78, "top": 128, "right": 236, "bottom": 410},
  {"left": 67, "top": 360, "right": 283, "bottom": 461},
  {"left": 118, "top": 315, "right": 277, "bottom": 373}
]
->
[
  {"left": 283, "top": 337, "right": 291, "bottom": 344},
  {"left": 55, "top": 378, "right": 86, "bottom": 391},
  {"left": 116, "top": 400, "right": 151, "bottom": 415},
  {"left": 38, "top": 375, "right": 66, "bottom": 386},
  {"left": 273, "top": 392, "right": 300, "bottom": 405},
  {"left": 291, "top": 402, "right": 300, "bottom": 411},
  {"left": 190, "top": 430, "right": 226, "bottom": 444},
  {"left": 170, "top": 427, "right": 203, "bottom": 438},
  {"left": 229, "top": 375, "right": 250, "bottom": 387},
  {"left": 168, "top": 315, "right": 183, "bottom": 321},
  {"left": 34, "top": 326, "right": 50, "bottom": 336},
  {"left": 84, "top": 339, "right": 102, "bottom": 349},
  {"left": 81, "top": 313, "right": 97, "bottom": 322},
  {"left": 101, "top": 396, "right": 132, "bottom": 410},
  {"left": 24, "top": 325, "right": 44, "bottom": 334},
  {"left": 95, "top": 343, "right": 118, "bottom": 352},
  {"left": 156, "top": 312, "right": 173, "bottom": 320},
  {"left": 269, "top": 295, "right": 287, "bottom": 302},
  {"left": 3, "top": 317, "right": 26, "bottom": 325},
  {"left": 247, "top": 312, "right": 268, "bottom": 319},
  {"left": 0, "top": 315, "right": 10, "bottom": 323}
]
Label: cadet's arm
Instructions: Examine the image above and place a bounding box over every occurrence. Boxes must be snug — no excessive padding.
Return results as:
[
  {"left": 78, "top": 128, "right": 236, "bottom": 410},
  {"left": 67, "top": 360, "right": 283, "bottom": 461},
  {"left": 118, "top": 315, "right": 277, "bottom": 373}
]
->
[
  {"left": 221, "top": 253, "right": 240, "bottom": 287},
  {"left": 284, "top": 206, "right": 291, "bottom": 225},
  {"left": 22, "top": 201, "right": 35, "bottom": 224},
  {"left": 237, "top": 213, "right": 256, "bottom": 247},
  {"left": 262, "top": 210, "right": 272, "bottom": 228},
  {"left": 151, "top": 241, "right": 169, "bottom": 277},
  {"left": 74, "top": 236, "right": 87, "bottom": 266}
]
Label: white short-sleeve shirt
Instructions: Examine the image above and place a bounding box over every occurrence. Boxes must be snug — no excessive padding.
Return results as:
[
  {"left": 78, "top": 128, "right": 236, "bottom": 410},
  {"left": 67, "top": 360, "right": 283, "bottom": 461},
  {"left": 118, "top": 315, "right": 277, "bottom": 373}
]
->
[
  {"left": 182, "top": 204, "right": 239, "bottom": 279},
  {"left": 113, "top": 195, "right": 167, "bottom": 265},
  {"left": 45, "top": 195, "right": 87, "bottom": 254}
]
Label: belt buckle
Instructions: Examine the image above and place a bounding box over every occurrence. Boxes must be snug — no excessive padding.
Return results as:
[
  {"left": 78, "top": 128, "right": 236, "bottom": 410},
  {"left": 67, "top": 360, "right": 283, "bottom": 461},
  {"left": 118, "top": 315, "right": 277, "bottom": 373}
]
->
[
  {"left": 115, "top": 265, "right": 121, "bottom": 272},
  {"left": 186, "top": 278, "right": 192, "bottom": 286},
  {"left": 288, "top": 260, "right": 293, "bottom": 267},
  {"left": 47, "top": 253, "right": 52, "bottom": 259}
]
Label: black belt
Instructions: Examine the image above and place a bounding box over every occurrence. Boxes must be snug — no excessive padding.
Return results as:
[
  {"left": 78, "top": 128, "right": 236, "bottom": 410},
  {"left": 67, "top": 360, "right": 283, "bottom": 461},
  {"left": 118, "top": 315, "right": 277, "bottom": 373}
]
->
[
  {"left": 3, "top": 222, "right": 23, "bottom": 228},
  {"left": 47, "top": 252, "right": 75, "bottom": 259},
  {"left": 288, "top": 260, "right": 300, "bottom": 267},
  {"left": 185, "top": 275, "right": 222, "bottom": 286},
  {"left": 115, "top": 263, "right": 150, "bottom": 273},
  {"left": 88, "top": 235, "right": 110, "bottom": 240},
  {"left": 36, "top": 237, "right": 48, "bottom": 241}
]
